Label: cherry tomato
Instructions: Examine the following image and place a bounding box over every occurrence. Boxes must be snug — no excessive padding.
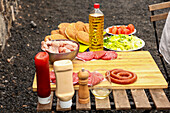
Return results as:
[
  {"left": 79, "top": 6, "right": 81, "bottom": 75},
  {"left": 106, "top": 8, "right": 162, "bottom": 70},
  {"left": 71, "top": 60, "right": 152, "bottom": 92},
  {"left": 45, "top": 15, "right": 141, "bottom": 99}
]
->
[
  {"left": 112, "top": 27, "right": 118, "bottom": 34},
  {"left": 127, "top": 24, "right": 135, "bottom": 32},
  {"left": 123, "top": 29, "right": 131, "bottom": 35},
  {"left": 118, "top": 28, "right": 122, "bottom": 34}
]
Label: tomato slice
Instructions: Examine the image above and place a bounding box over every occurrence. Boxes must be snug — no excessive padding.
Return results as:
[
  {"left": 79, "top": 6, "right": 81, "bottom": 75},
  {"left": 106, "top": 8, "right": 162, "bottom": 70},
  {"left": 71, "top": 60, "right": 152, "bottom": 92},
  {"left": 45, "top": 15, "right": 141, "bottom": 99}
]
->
[
  {"left": 117, "top": 28, "right": 122, "bottom": 34},
  {"left": 112, "top": 27, "right": 118, "bottom": 34},
  {"left": 120, "top": 25, "right": 126, "bottom": 30},
  {"left": 127, "top": 24, "right": 135, "bottom": 32},
  {"left": 123, "top": 29, "right": 131, "bottom": 35},
  {"left": 109, "top": 27, "right": 113, "bottom": 33}
]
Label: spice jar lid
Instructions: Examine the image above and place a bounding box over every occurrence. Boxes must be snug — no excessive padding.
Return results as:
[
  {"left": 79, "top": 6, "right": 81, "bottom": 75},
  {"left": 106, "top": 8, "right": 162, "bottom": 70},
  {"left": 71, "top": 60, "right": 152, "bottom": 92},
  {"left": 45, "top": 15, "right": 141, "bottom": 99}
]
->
[
  {"left": 59, "top": 99, "right": 72, "bottom": 108},
  {"left": 94, "top": 3, "right": 100, "bottom": 9}
]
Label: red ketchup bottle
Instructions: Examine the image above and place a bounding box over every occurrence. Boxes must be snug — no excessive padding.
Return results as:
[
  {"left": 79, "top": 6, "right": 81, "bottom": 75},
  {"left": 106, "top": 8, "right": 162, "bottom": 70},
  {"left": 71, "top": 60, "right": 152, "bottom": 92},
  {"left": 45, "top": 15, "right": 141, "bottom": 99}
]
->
[{"left": 34, "top": 52, "right": 51, "bottom": 104}]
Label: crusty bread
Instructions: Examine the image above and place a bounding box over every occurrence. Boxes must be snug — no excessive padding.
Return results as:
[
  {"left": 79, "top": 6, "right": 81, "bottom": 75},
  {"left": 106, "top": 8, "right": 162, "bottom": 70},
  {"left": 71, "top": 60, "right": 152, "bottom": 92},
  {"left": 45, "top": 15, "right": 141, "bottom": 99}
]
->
[
  {"left": 76, "top": 31, "right": 89, "bottom": 45},
  {"left": 74, "top": 21, "right": 85, "bottom": 31},
  {"left": 65, "top": 23, "right": 78, "bottom": 41},
  {"left": 44, "top": 34, "right": 67, "bottom": 41},
  {"left": 51, "top": 30, "right": 60, "bottom": 35},
  {"left": 84, "top": 23, "right": 89, "bottom": 33}
]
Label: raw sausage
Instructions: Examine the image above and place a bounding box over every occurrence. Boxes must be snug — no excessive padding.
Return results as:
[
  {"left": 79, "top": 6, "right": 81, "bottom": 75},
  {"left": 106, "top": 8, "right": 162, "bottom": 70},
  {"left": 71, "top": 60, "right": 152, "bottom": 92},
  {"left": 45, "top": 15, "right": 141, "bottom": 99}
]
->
[{"left": 105, "top": 69, "right": 137, "bottom": 84}]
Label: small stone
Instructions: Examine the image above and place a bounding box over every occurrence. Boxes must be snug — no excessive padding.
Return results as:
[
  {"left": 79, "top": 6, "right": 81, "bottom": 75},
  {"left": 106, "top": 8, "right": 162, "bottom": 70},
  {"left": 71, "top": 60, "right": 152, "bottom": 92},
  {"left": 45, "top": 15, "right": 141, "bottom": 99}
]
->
[
  {"left": 27, "top": 87, "right": 32, "bottom": 90},
  {"left": 22, "top": 105, "right": 28, "bottom": 108},
  {"left": 44, "top": 18, "right": 48, "bottom": 21},
  {"left": 7, "top": 44, "right": 10, "bottom": 47},
  {"left": 28, "top": 14, "right": 30, "bottom": 17},
  {"left": 12, "top": 80, "right": 16, "bottom": 84},
  {"left": 4, "top": 80, "right": 8, "bottom": 83},
  {"left": 19, "top": 5, "right": 22, "bottom": 9},
  {"left": 27, "top": 44, "right": 30, "bottom": 47},
  {"left": 1, "top": 105, "right": 3, "bottom": 108},
  {"left": 36, "top": 31, "right": 40, "bottom": 34},
  {"left": 30, "top": 21, "right": 37, "bottom": 28},
  {"left": 2, "top": 76, "right": 5, "bottom": 79}
]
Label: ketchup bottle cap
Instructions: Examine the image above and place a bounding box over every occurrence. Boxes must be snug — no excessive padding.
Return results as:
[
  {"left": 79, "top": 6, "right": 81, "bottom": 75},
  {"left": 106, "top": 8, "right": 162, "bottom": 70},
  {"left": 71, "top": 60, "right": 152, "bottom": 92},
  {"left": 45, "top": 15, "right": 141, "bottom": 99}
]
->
[{"left": 94, "top": 3, "right": 100, "bottom": 9}]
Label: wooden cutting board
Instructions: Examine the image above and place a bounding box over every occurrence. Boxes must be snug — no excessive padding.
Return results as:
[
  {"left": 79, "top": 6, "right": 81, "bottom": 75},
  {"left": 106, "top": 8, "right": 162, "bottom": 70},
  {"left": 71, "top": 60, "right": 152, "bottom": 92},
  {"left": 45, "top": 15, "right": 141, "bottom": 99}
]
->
[{"left": 32, "top": 51, "right": 168, "bottom": 91}]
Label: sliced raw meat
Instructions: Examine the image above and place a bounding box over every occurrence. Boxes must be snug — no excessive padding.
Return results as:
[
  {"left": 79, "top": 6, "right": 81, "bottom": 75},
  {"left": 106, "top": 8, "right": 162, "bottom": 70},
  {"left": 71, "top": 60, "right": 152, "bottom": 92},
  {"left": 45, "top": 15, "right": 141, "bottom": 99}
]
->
[
  {"left": 101, "top": 51, "right": 118, "bottom": 60},
  {"left": 93, "top": 51, "right": 106, "bottom": 59},
  {"left": 50, "top": 70, "right": 56, "bottom": 81},
  {"left": 73, "top": 72, "right": 79, "bottom": 85},
  {"left": 88, "top": 71, "right": 104, "bottom": 86},
  {"left": 77, "top": 52, "right": 94, "bottom": 61}
]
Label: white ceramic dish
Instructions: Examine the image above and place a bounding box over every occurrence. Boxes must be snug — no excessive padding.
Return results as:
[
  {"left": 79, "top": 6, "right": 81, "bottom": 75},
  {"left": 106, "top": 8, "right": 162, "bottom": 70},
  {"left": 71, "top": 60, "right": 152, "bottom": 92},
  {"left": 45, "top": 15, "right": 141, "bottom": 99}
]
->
[
  {"left": 104, "top": 36, "right": 145, "bottom": 52},
  {"left": 106, "top": 25, "right": 136, "bottom": 35}
]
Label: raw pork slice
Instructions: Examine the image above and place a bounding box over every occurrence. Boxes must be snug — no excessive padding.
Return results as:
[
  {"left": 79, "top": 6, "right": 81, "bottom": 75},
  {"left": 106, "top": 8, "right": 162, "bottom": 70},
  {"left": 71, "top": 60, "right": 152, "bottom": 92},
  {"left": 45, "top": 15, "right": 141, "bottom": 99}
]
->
[
  {"left": 77, "top": 52, "right": 94, "bottom": 61},
  {"left": 73, "top": 72, "right": 79, "bottom": 85},
  {"left": 50, "top": 70, "right": 56, "bottom": 83},
  {"left": 88, "top": 71, "right": 104, "bottom": 86},
  {"left": 93, "top": 51, "right": 106, "bottom": 59},
  {"left": 101, "top": 51, "right": 118, "bottom": 60}
]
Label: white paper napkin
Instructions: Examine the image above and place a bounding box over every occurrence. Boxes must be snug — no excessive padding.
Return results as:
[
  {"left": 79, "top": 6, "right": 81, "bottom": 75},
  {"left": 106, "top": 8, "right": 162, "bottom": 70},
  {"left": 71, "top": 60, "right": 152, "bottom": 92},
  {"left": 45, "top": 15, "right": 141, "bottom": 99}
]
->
[{"left": 159, "top": 11, "right": 170, "bottom": 64}]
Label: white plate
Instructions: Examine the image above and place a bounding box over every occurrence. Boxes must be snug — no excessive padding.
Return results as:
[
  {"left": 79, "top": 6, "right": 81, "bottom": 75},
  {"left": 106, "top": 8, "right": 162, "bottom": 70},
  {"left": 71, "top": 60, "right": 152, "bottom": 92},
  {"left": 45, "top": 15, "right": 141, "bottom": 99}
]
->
[
  {"left": 104, "top": 36, "right": 145, "bottom": 52},
  {"left": 106, "top": 25, "right": 136, "bottom": 35}
]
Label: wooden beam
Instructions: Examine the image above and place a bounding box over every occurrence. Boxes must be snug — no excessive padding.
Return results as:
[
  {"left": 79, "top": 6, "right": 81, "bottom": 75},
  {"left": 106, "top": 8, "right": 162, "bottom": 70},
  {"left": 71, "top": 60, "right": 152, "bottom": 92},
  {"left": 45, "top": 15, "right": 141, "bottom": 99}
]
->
[
  {"left": 0, "top": 0, "right": 4, "bottom": 12},
  {"left": 10, "top": 5, "right": 15, "bottom": 21},
  {"left": 131, "top": 89, "right": 151, "bottom": 109},
  {"left": 37, "top": 92, "right": 53, "bottom": 111},
  {"left": 95, "top": 96, "right": 111, "bottom": 110},
  {"left": 150, "top": 12, "right": 168, "bottom": 22},
  {"left": 149, "top": 1, "right": 170, "bottom": 11},
  {"left": 76, "top": 91, "right": 91, "bottom": 110},
  {"left": 113, "top": 89, "right": 131, "bottom": 110},
  {"left": 149, "top": 89, "right": 170, "bottom": 110}
]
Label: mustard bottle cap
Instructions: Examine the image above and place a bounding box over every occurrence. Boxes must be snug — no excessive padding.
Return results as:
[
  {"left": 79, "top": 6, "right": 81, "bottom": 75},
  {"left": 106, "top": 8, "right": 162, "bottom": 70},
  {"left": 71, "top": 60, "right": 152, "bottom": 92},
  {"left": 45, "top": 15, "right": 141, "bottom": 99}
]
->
[{"left": 59, "top": 99, "right": 72, "bottom": 108}]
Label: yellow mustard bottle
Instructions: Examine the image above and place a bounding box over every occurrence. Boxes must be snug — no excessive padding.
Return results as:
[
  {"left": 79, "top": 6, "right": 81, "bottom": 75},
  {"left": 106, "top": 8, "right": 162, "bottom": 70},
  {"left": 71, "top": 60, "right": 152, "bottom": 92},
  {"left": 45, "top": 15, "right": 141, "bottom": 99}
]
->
[{"left": 89, "top": 3, "right": 104, "bottom": 51}]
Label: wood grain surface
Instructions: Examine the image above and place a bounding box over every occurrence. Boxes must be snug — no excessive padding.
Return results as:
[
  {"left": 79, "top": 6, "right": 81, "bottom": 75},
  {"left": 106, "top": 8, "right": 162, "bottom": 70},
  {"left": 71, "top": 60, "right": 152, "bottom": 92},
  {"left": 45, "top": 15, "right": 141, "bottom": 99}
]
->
[{"left": 32, "top": 51, "right": 168, "bottom": 91}]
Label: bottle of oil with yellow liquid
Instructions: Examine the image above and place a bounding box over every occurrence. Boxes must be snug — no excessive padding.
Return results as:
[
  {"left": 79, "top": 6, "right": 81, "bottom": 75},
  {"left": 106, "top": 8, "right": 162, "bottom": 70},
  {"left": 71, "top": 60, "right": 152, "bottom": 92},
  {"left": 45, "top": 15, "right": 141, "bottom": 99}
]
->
[{"left": 89, "top": 3, "right": 104, "bottom": 51}]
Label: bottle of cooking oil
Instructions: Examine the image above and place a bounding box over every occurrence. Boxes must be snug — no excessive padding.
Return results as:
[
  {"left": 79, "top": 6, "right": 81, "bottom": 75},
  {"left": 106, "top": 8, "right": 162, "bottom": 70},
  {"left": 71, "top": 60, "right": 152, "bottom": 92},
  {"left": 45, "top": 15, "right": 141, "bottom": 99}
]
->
[{"left": 89, "top": 3, "right": 104, "bottom": 51}]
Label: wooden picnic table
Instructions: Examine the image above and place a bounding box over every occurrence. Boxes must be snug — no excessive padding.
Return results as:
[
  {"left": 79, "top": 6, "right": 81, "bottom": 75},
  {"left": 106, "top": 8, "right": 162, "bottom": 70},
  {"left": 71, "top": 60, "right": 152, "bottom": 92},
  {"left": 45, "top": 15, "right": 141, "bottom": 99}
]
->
[{"left": 32, "top": 51, "right": 170, "bottom": 111}]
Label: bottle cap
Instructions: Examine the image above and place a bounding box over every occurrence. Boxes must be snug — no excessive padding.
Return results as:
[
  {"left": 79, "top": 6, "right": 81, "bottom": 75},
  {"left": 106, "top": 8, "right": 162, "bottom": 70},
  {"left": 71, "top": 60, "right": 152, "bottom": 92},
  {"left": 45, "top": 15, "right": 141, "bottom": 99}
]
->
[
  {"left": 94, "top": 3, "right": 100, "bottom": 9},
  {"left": 59, "top": 99, "right": 72, "bottom": 108},
  {"left": 38, "top": 94, "right": 51, "bottom": 104}
]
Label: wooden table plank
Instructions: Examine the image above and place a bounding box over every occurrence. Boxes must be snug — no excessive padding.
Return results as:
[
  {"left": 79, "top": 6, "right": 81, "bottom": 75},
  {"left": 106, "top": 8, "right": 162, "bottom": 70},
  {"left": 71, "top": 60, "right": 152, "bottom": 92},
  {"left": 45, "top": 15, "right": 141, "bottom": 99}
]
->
[
  {"left": 131, "top": 89, "right": 151, "bottom": 109},
  {"left": 37, "top": 92, "right": 53, "bottom": 111},
  {"left": 149, "top": 89, "right": 170, "bottom": 110},
  {"left": 76, "top": 91, "right": 91, "bottom": 110},
  {"left": 113, "top": 89, "right": 131, "bottom": 110},
  {"left": 56, "top": 98, "right": 71, "bottom": 111},
  {"left": 95, "top": 96, "right": 111, "bottom": 110}
]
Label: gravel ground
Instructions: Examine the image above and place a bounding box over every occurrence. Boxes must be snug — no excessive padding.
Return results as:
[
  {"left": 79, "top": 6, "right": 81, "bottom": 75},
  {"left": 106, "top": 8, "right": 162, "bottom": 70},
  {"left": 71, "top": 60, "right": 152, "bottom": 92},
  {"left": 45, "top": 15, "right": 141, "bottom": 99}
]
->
[{"left": 0, "top": 0, "right": 169, "bottom": 113}]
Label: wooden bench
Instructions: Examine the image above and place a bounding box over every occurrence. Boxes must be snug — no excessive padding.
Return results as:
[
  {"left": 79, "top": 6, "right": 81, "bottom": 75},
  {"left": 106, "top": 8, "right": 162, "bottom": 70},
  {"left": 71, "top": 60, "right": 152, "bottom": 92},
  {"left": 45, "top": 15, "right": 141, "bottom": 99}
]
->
[{"left": 36, "top": 89, "right": 170, "bottom": 112}]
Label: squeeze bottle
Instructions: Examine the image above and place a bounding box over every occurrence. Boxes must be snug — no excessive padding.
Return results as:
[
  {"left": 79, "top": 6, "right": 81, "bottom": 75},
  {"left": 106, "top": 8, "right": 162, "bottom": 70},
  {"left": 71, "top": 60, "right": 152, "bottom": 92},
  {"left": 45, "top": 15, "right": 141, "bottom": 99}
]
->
[
  {"left": 53, "top": 60, "right": 74, "bottom": 108},
  {"left": 34, "top": 52, "right": 51, "bottom": 104}
]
